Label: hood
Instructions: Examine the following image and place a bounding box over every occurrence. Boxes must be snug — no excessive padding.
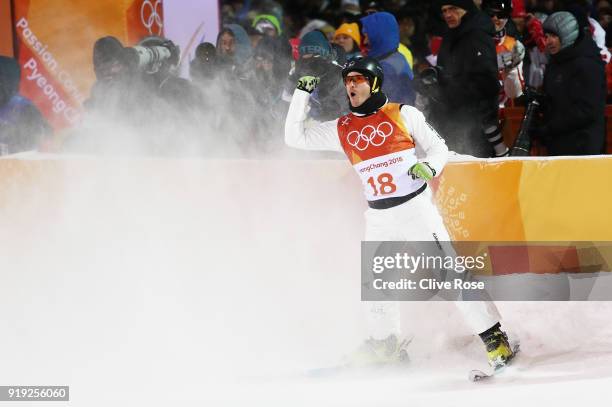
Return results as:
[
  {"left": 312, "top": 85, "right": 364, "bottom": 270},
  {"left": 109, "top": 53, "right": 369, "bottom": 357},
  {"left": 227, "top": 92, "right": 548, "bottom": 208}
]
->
[
  {"left": 217, "top": 24, "right": 253, "bottom": 65},
  {"left": 360, "top": 12, "right": 399, "bottom": 58},
  {"left": 0, "top": 56, "right": 20, "bottom": 105},
  {"left": 551, "top": 34, "right": 603, "bottom": 64}
]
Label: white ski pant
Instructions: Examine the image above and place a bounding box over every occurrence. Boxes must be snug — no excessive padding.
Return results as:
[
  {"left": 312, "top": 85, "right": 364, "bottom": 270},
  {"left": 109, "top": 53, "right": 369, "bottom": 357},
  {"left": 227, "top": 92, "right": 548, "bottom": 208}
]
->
[{"left": 364, "top": 187, "right": 501, "bottom": 339}]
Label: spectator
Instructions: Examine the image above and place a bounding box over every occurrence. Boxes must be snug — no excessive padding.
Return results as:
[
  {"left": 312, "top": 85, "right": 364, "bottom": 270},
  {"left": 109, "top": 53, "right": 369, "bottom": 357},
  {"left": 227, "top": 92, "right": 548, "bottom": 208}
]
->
[
  {"left": 216, "top": 24, "right": 254, "bottom": 81},
  {"left": 250, "top": 35, "right": 293, "bottom": 149},
  {"left": 76, "top": 36, "right": 200, "bottom": 155},
  {"left": 511, "top": 0, "right": 548, "bottom": 89},
  {"left": 482, "top": 0, "right": 525, "bottom": 156},
  {"left": 397, "top": 11, "right": 419, "bottom": 65},
  {"left": 484, "top": 0, "right": 526, "bottom": 107},
  {"left": 284, "top": 30, "right": 348, "bottom": 121},
  {"left": 360, "top": 11, "right": 416, "bottom": 105},
  {"left": 566, "top": 0, "right": 612, "bottom": 62},
  {"left": 299, "top": 19, "right": 336, "bottom": 41},
  {"left": 83, "top": 36, "right": 141, "bottom": 130},
  {"left": 432, "top": 0, "right": 501, "bottom": 157},
  {"left": 339, "top": 0, "right": 362, "bottom": 24},
  {"left": 600, "top": 7, "right": 612, "bottom": 48},
  {"left": 537, "top": 11, "right": 606, "bottom": 155},
  {"left": 333, "top": 23, "right": 363, "bottom": 61},
  {"left": 361, "top": 0, "right": 382, "bottom": 15},
  {"left": 190, "top": 42, "right": 217, "bottom": 86},
  {"left": 0, "top": 56, "right": 51, "bottom": 155}
]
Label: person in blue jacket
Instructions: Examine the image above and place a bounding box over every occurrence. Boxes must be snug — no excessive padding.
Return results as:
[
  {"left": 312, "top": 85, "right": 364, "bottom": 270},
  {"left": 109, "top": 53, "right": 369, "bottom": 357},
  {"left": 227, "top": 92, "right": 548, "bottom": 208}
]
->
[
  {"left": 360, "top": 11, "right": 416, "bottom": 106},
  {"left": 0, "top": 56, "right": 51, "bottom": 154}
]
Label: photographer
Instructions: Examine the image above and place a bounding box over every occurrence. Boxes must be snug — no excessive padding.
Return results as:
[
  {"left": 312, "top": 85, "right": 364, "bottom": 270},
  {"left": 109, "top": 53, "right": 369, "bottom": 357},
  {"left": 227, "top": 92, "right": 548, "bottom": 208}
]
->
[{"left": 73, "top": 35, "right": 200, "bottom": 155}]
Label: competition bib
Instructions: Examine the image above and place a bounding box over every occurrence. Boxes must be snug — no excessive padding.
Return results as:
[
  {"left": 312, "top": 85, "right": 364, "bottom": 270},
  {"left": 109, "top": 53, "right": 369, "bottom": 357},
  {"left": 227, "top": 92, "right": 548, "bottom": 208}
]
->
[{"left": 337, "top": 103, "right": 425, "bottom": 202}]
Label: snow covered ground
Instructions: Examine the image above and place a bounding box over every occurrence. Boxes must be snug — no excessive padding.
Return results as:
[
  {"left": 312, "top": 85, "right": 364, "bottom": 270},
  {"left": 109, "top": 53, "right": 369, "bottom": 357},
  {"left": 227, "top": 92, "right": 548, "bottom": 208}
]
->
[{"left": 1, "top": 157, "right": 611, "bottom": 406}]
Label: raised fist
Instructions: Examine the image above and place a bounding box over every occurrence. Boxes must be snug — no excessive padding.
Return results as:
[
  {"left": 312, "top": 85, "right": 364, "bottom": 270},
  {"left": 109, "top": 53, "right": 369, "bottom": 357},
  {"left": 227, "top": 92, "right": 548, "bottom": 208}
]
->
[{"left": 296, "top": 75, "right": 320, "bottom": 94}]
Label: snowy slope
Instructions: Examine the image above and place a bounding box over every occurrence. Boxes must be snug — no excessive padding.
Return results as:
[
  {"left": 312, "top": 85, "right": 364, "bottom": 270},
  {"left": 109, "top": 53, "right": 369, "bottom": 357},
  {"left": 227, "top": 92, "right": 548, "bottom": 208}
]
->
[{"left": 0, "top": 158, "right": 611, "bottom": 407}]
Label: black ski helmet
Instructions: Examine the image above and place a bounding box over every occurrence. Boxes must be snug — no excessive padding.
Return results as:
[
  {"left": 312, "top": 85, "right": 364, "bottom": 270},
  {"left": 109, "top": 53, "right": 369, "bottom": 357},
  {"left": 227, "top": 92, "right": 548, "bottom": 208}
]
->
[
  {"left": 342, "top": 57, "right": 384, "bottom": 93},
  {"left": 481, "top": 0, "right": 513, "bottom": 18}
]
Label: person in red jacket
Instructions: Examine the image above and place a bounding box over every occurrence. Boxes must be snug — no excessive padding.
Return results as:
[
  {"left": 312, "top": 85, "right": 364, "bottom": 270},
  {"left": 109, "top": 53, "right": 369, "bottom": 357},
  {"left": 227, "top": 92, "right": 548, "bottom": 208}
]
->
[{"left": 511, "top": 0, "right": 548, "bottom": 88}]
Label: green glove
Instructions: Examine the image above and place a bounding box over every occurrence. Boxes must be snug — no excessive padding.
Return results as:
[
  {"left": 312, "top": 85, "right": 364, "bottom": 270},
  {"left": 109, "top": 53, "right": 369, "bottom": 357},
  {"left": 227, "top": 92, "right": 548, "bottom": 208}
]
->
[
  {"left": 296, "top": 75, "right": 320, "bottom": 94},
  {"left": 408, "top": 162, "right": 436, "bottom": 182}
]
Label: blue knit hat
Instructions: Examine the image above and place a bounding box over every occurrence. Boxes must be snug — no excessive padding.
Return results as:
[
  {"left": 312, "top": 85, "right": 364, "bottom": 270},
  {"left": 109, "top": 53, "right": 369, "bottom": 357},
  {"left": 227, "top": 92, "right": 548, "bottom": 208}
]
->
[{"left": 298, "top": 30, "right": 332, "bottom": 59}]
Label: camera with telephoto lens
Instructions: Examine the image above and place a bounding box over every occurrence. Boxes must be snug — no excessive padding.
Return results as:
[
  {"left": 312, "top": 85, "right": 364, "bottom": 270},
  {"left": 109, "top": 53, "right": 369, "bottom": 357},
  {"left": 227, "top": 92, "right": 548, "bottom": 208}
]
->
[{"left": 124, "top": 36, "right": 180, "bottom": 75}]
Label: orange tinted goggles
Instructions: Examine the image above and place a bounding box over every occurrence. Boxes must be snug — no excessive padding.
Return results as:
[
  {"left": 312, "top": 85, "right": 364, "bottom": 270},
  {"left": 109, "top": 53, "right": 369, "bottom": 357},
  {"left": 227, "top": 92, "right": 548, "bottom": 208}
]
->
[{"left": 343, "top": 74, "right": 369, "bottom": 86}]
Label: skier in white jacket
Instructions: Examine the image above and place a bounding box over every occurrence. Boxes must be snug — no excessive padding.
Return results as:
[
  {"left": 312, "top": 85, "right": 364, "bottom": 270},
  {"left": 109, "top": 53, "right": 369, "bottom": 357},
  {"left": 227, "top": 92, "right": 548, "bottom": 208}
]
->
[{"left": 284, "top": 57, "right": 515, "bottom": 369}]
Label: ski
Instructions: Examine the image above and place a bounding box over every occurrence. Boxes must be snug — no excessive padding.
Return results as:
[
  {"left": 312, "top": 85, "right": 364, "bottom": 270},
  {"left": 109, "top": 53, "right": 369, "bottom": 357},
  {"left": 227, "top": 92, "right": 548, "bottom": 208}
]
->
[{"left": 469, "top": 341, "right": 521, "bottom": 382}]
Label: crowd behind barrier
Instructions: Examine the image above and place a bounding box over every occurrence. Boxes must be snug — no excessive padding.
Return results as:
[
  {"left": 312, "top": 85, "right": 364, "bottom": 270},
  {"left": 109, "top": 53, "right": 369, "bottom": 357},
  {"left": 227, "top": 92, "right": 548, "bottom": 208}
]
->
[{"left": 1, "top": 0, "right": 612, "bottom": 158}]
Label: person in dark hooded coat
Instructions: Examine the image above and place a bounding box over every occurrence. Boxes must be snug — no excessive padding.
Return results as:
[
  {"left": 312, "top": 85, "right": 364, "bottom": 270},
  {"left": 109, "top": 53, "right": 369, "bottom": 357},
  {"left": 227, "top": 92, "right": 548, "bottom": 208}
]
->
[
  {"left": 538, "top": 11, "right": 606, "bottom": 155},
  {"left": 285, "top": 30, "right": 349, "bottom": 122},
  {"left": 216, "top": 24, "right": 254, "bottom": 81},
  {"left": 432, "top": 0, "right": 501, "bottom": 157},
  {"left": 360, "top": 11, "right": 416, "bottom": 106},
  {"left": 0, "top": 56, "right": 51, "bottom": 154}
]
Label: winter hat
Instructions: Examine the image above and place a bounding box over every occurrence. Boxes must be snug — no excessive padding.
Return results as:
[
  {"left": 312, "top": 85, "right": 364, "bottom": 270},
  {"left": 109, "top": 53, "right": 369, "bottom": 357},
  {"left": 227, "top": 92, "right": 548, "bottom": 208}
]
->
[
  {"left": 511, "top": 0, "right": 527, "bottom": 18},
  {"left": 299, "top": 30, "right": 332, "bottom": 58},
  {"left": 253, "top": 14, "right": 282, "bottom": 36},
  {"left": 299, "top": 19, "right": 335, "bottom": 39},
  {"left": 543, "top": 12, "right": 580, "bottom": 50},
  {"left": 334, "top": 23, "right": 361, "bottom": 46},
  {"left": 438, "top": 0, "right": 477, "bottom": 12},
  {"left": 341, "top": 0, "right": 361, "bottom": 15}
]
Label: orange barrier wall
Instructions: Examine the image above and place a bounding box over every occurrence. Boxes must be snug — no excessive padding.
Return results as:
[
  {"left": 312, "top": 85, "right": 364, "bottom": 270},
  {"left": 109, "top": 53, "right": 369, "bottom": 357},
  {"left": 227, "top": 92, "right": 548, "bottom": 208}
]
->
[
  {"left": 1, "top": 155, "right": 611, "bottom": 277},
  {"left": 1, "top": 156, "right": 610, "bottom": 242}
]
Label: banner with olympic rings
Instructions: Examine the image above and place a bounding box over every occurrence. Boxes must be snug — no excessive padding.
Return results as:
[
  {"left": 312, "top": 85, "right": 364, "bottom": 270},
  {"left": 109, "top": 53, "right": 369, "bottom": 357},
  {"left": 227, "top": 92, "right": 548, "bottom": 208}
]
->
[{"left": 12, "top": 0, "right": 166, "bottom": 131}]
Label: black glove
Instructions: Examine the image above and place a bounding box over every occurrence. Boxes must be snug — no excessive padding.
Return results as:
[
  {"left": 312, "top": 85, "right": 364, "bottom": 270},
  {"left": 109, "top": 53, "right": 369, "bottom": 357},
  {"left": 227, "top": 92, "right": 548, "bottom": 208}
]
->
[{"left": 419, "top": 66, "right": 442, "bottom": 87}]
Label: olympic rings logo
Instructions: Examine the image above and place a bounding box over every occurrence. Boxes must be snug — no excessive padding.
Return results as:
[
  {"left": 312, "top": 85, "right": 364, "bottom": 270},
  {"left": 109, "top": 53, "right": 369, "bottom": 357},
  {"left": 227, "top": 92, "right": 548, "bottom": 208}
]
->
[
  {"left": 346, "top": 121, "right": 393, "bottom": 151},
  {"left": 141, "top": 0, "right": 163, "bottom": 35}
]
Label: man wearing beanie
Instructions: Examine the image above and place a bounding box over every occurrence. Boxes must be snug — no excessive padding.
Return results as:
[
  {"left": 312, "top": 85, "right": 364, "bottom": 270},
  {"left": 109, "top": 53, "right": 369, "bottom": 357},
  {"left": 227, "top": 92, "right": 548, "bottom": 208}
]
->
[
  {"left": 284, "top": 30, "right": 348, "bottom": 121},
  {"left": 428, "top": 0, "right": 502, "bottom": 158},
  {"left": 537, "top": 11, "right": 606, "bottom": 155}
]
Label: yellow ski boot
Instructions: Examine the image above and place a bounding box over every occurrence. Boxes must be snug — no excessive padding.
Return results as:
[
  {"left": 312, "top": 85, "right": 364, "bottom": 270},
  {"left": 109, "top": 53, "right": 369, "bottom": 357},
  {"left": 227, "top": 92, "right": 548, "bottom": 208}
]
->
[
  {"left": 344, "top": 334, "right": 410, "bottom": 367},
  {"left": 481, "top": 326, "right": 514, "bottom": 369}
]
